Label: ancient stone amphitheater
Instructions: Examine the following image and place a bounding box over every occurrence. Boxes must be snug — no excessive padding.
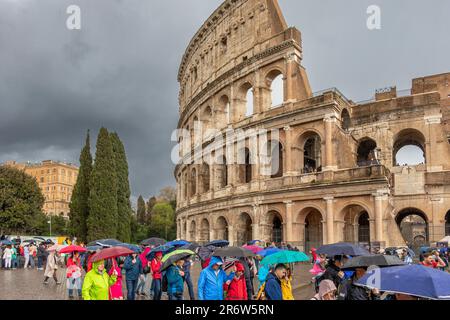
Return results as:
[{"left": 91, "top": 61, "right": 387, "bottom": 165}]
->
[{"left": 174, "top": 0, "right": 450, "bottom": 252}]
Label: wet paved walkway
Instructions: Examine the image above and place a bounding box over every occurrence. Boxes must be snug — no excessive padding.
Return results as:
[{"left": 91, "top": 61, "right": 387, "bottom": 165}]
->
[{"left": 0, "top": 263, "right": 314, "bottom": 300}]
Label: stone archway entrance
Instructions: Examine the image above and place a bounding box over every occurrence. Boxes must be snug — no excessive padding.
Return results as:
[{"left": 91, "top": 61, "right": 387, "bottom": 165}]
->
[
  {"left": 216, "top": 216, "right": 229, "bottom": 241},
  {"left": 341, "top": 205, "right": 371, "bottom": 245},
  {"left": 396, "top": 208, "right": 429, "bottom": 251},
  {"left": 268, "top": 211, "right": 283, "bottom": 244},
  {"left": 199, "top": 219, "right": 210, "bottom": 244},
  {"left": 304, "top": 209, "right": 323, "bottom": 252},
  {"left": 236, "top": 213, "right": 253, "bottom": 246}
]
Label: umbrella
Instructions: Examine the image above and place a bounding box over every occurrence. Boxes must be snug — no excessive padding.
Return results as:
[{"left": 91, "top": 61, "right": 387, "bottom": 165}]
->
[
  {"left": 59, "top": 245, "right": 87, "bottom": 254},
  {"left": 205, "top": 240, "right": 229, "bottom": 248},
  {"left": 33, "top": 236, "right": 46, "bottom": 242},
  {"left": 342, "top": 255, "right": 405, "bottom": 270},
  {"left": 165, "top": 240, "right": 190, "bottom": 247},
  {"left": 355, "top": 264, "right": 450, "bottom": 300},
  {"left": 146, "top": 244, "right": 174, "bottom": 260},
  {"left": 243, "top": 245, "right": 263, "bottom": 254},
  {"left": 316, "top": 242, "right": 371, "bottom": 256},
  {"left": 213, "top": 247, "right": 255, "bottom": 258},
  {"left": 257, "top": 248, "right": 282, "bottom": 258},
  {"left": 0, "top": 239, "right": 13, "bottom": 246},
  {"left": 87, "top": 239, "right": 122, "bottom": 247},
  {"left": 260, "top": 251, "right": 309, "bottom": 266},
  {"left": 90, "top": 246, "right": 135, "bottom": 263},
  {"left": 198, "top": 245, "right": 216, "bottom": 261},
  {"left": 86, "top": 245, "right": 102, "bottom": 252},
  {"left": 160, "top": 250, "right": 195, "bottom": 272},
  {"left": 114, "top": 243, "right": 142, "bottom": 253},
  {"left": 223, "top": 257, "right": 240, "bottom": 271},
  {"left": 179, "top": 243, "right": 200, "bottom": 252},
  {"left": 47, "top": 244, "right": 67, "bottom": 252},
  {"left": 140, "top": 238, "right": 166, "bottom": 246},
  {"left": 248, "top": 240, "right": 263, "bottom": 245}
]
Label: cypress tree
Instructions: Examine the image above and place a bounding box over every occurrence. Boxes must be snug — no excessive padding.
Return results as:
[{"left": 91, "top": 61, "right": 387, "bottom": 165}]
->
[
  {"left": 137, "top": 195, "right": 146, "bottom": 225},
  {"left": 146, "top": 196, "right": 157, "bottom": 224},
  {"left": 87, "top": 128, "right": 118, "bottom": 241},
  {"left": 110, "top": 132, "right": 132, "bottom": 243},
  {"left": 69, "top": 131, "right": 93, "bottom": 242}
]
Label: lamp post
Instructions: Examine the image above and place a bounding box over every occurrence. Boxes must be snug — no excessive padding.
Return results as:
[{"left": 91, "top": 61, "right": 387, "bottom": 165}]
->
[{"left": 48, "top": 215, "right": 52, "bottom": 237}]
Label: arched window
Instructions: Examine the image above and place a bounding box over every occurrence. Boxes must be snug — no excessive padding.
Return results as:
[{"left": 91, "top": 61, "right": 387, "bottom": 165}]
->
[
  {"left": 304, "top": 135, "right": 322, "bottom": 173},
  {"left": 217, "top": 95, "right": 230, "bottom": 127},
  {"left": 393, "top": 129, "right": 426, "bottom": 166},
  {"left": 272, "top": 213, "right": 283, "bottom": 244},
  {"left": 358, "top": 212, "right": 370, "bottom": 243},
  {"left": 237, "top": 83, "right": 254, "bottom": 121},
  {"left": 238, "top": 148, "right": 252, "bottom": 184},
  {"left": 357, "top": 138, "right": 378, "bottom": 166},
  {"left": 202, "top": 107, "right": 213, "bottom": 140},
  {"left": 269, "top": 141, "right": 283, "bottom": 178},
  {"left": 341, "top": 109, "right": 351, "bottom": 131},
  {"left": 190, "top": 168, "right": 197, "bottom": 197},
  {"left": 200, "top": 163, "right": 210, "bottom": 193},
  {"left": 217, "top": 156, "right": 228, "bottom": 189},
  {"left": 271, "top": 74, "right": 284, "bottom": 107},
  {"left": 216, "top": 217, "right": 229, "bottom": 241},
  {"left": 396, "top": 208, "right": 429, "bottom": 249},
  {"left": 245, "top": 88, "right": 254, "bottom": 117}
]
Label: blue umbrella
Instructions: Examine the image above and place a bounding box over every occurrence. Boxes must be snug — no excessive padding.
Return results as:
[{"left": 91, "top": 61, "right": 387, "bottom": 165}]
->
[
  {"left": 257, "top": 248, "right": 282, "bottom": 257},
  {"left": 86, "top": 245, "right": 102, "bottom": 252},
  {"left": 205, "top": 240, "right": 229, "bottom": 248},
  {"left": 166, "top": 240, "right": 190, "bottom": 247},
  {"left": 316, "top": 243, "right": 371, "bottom": 256},
  {"left": 117, "top": 243, "right": 142, "bottom": 253},
  {"left": 87, "top": 239, "right": 122, "bottom": 247},
  {"left": 355, "top": 264, "right": 450, "bottom": 300},
  {"left": 0, "top": 239, "right": 13, "bottom": 246},
  {"left": 146, "top": 244, "right": 174, "bottom": 260},
  {"left": 260, "top": 251, "right": 309, "bottom": 266}
]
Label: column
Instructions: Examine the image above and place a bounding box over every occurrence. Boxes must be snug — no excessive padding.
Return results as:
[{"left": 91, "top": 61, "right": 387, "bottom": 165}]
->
[
  {"left": 210, "top": 228, "right": 216, "bottom": 242},
  {"left": 209, "top": 164, "right": 215, "bottom": 193},
  {"left": 283, "top": 126, "right": 294, "bottom": 176},
  {"left": 323, "top": 114, "right": 337, "bottom": 171},
  {"left": 252, "top": 224, "right": 260, "bottom": 241},
  {"left": 374, "top": 195, "right": 384, "bottom": 242},
  {"left": 285, "top": 200, "right": 294, "bottom": 243},
  {"left": 324, "top": 197, "right": 335, "bottom": 244}
]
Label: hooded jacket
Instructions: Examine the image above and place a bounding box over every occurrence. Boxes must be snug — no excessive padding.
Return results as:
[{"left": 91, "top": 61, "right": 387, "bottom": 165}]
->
[
  {"left": 225, "top": 263, "right": 248, "bottom": 300},
  {"left": 264, "top": 273, "right": 282, "bottom": 301},
  {"left": 166, "top": 264, "right": 184, "bottom": 294},
  {"left": 82, "top": 260, "right": 117, "bottom": 300},
  {"left": 198, "top": 257, "right": 235, "bottom": 300},
  {"left": 312, "top": 280, "right": 337, "bottom": 300},
  {"left": 123, "top": 255, "right": 143, "bottom": 281}
]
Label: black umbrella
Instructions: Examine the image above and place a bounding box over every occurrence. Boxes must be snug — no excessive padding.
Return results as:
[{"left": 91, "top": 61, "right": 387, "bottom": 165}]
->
[
  {"left": 316, "top": 243, "right": 371, "bottom": 257},
  {"left": 213, "top": 247, "right": 255, "bottom": 258},
  {"left": 205, "top": 240, "right": 229, "bottom": 248},
  {"left": 342, "top": 255, "right": 405, "bottom": 270},
  {"left": 198, "top": 245, "right": 216, "bottom": 261},
  {"left": 87, "top": 239, "right": 122, "bottom": 247},
  {"left": 179, "top": 243, "right": 200, "bottom": 252},
  {"left": 140, "top": 237, "right": 166, "bottom": 246},
  {"left": 160, "top": 251, "right": 195, "bottom": 272}
]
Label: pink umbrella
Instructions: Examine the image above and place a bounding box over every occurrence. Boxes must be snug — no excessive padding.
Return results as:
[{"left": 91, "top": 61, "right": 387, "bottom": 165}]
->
[
  {"left": 59, "top": 245, "right": 87, "bottom": 254},
  {"left": 243, "top": 245, "right": 263, "bottom": 254}
]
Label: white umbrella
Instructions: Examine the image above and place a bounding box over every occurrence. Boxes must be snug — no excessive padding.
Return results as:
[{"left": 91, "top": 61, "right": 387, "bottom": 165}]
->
[{"left": 47, "top": 244, "right": 67, "bottom": 252}]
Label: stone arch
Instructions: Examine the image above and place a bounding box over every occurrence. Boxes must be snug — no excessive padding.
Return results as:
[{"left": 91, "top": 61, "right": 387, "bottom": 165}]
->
[
  {"left": 341, "top": 109, "right": 351, "bottom": 131},
  {"left": 357, "top": 137, "right": 379, "bottom": 167},
  {"left": 265, "top": 69, "right": 285, "bottom": 108},
  {"left": 189, "top": 220, "right": 197, "bottom": 241},
  {"left": 237, "top": 147, "right": 252, "bottom": 184},
  {"left": 297, "top": 207, "right": 324, "bottom": 252},
  {"left": 445, "top": 210, "right": 450, "bottom": 236},
  {"left": 199, "top": 218, "right": 211, "bottom": 243},
  {"left": 216, "top": 155, "right": 228, "bottom": 189},
  {"left": 216, "top": 94, "right": 231, "bottom": 127},
  {"left": 296, "top": 131, "right": 323, "bottom": 173},
  {"left": 190, "top": 167, "right": 197, "bottom": 197},
  {"left": 199, "top": 163, "right": 210, "bottom": 193},
  {"left": 393, "top": 128, "right": 426, "bottom": 166},
  {"left": 236, "top": 82, "right": 254, "bottom": 121},
  {"left": 267, "top": 210, "right": 284, "bottom": 244},
  {"left": 236, "top": 212, "right": 253, "bottom": 246},
  {"left": 201, "top": 106, "right": 213, "bottom": 139},
  {"left": 339, "top": 204, "right": 372, "bottom": 244},
  {"left": 192, "top": 116, "right": 200, "bottom": 146},
  {"left": 395, "top": 208, "right": 430, "bottom": 249},
  {"left": 215, "top": 216, "right": 229, "bottom": 241}
]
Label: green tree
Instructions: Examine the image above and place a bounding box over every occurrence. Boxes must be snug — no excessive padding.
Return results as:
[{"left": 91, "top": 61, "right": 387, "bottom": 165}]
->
[
  {"left": 159, "top": 186, "right": 177, "bottom": 210},
  {"left": 146, "top": 196, "right": 157, "bottom": 224},
  {"left": 148, "top": 202, "right": 176, "bottom": 240},
  {"left": 0, "top": 166, "right": 45, "bottom": 234},
  {"left": 137, "top": 195, "right": 146, "bottom": 225},
  {"left": 87, "top": 128, "right": 118, "bottom": 241},
  {"left": 110, "top": 132, "right": 132, "bottom": 243},
  {"left": 69, "top": 130, "right": 93, "bottom": 242}
]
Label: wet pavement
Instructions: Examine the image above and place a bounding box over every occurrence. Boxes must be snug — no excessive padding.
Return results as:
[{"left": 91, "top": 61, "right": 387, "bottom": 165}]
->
[{"left": 0, "top": 262, "right": 314, "bottom": 300}]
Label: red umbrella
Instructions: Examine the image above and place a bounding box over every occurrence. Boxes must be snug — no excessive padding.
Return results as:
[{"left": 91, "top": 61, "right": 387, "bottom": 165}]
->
[
  {"left": 243, "top": 245, "right": 264, "bottom": 254},
  {"left": 59, "top": 245, "right": 87, "bottom": 254},
  {"left": 90, "top": 246, "right": 134, "bottom": 262}
]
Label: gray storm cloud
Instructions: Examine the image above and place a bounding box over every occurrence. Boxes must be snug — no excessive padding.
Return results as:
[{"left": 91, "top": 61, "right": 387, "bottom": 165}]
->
[{"left": 0, "top": 0, "right": 448, "bottom": 199}]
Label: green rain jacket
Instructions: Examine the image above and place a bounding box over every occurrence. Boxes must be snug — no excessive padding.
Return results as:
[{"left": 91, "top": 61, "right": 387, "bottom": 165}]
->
[{"left": 82, "top": 260, "right": 117, "bottom": 300}]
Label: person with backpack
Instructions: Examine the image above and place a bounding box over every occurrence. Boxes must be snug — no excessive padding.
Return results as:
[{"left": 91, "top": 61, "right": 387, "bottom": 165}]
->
[
  {"left": 150, "top": 252, "right": 163, "bottom": 300},
  {"left": 198, "top": 257, "right": 235, "bottom": 300},
  {"left": 166, "top": 258, "right": 186, "bottom": 300},
  {"left": 123, "top": 253, "right": 143, "bottom": 300},
  {"left": 337, "top": 267, "right": 380, "bottom": 300},
  {"left": 224, "top": 262, "right": 247, "bottom": 300},
  {"left": 319, "top": 255, "right": 347, "bottom": 290}
]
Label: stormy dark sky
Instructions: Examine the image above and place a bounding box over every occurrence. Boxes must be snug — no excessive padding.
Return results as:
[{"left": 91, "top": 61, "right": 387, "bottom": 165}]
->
[{"left": 0, "top": 0, "right": 449, "bottom": 204}]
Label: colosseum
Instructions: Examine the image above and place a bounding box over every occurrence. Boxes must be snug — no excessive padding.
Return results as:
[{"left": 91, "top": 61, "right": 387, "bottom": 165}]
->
[{"left": 174, "top": 0, "right": 450, "bottom": 253}]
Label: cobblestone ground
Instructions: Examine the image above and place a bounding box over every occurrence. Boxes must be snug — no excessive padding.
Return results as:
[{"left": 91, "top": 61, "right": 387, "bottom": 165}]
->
[{"left": 0, "top": 262, "right": 314, "bottom": 300}]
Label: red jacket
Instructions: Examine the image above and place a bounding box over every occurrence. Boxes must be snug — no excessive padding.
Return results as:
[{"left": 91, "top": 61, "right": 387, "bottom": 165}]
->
[
  {"left": 151, "top": 259, "right": 162, "bottom": 279},
  {"left": 225, "top": 276, "right": 248, "bottom": 300}
]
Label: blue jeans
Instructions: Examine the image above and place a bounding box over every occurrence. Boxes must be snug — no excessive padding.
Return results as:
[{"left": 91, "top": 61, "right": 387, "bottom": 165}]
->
[
  {"left": 37, "top": 256, "right": 43, "bottom": 269},
  {"left": 126, "top": 279, "right": 138, "bottom": 300},
  {"left": 136, "top": 274, "right": 147, "bottom": 293},
  {"left": 152, "top": 278, "right": 162, "bottom": 300},
  {"left": 184, "top": 273, "right": 195, "bottom": 300}
]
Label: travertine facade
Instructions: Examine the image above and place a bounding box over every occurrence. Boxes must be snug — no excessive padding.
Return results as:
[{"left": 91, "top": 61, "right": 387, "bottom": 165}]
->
[
  {"left": 175, "top": 0, "right": 450, "bottom": 251},
  {"left": 4, "top": 160, "right": 79, "bottom": 218}
]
